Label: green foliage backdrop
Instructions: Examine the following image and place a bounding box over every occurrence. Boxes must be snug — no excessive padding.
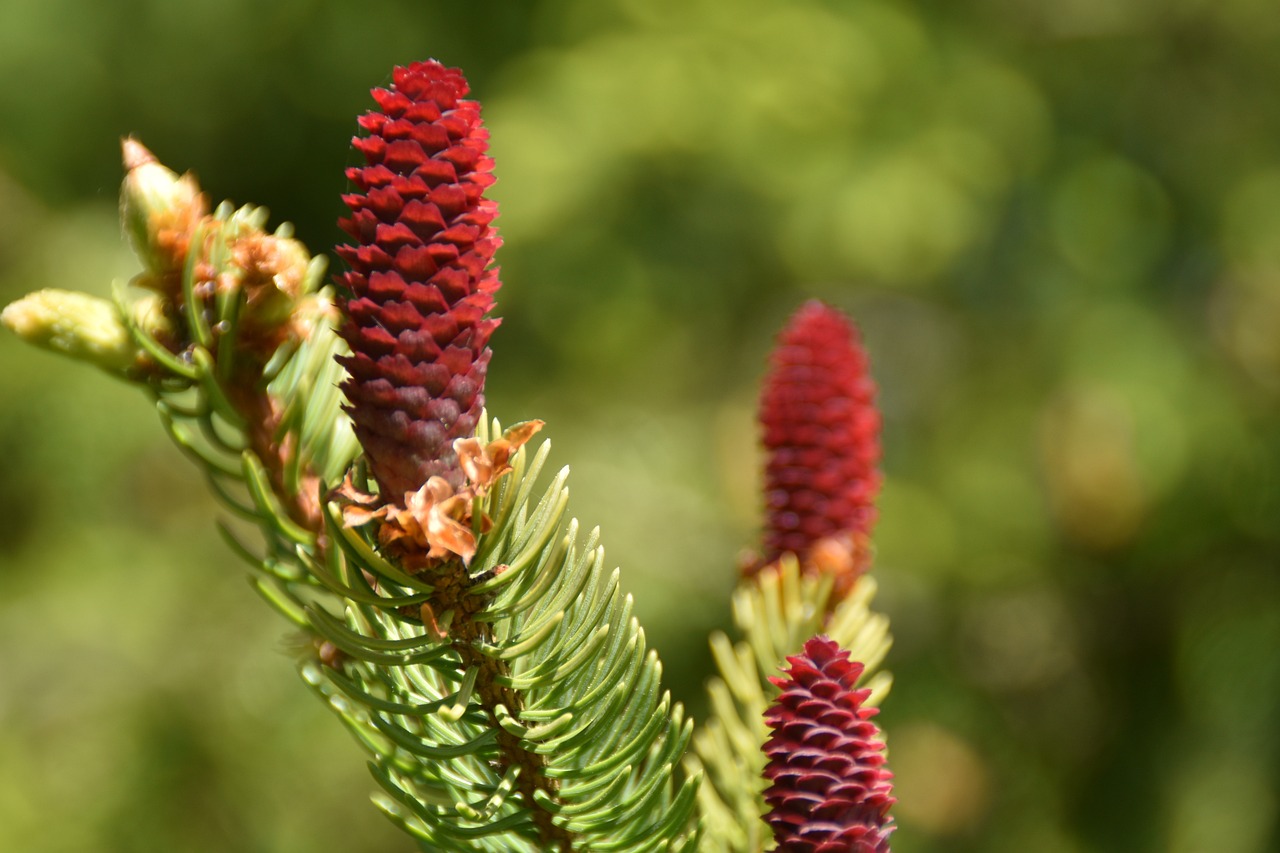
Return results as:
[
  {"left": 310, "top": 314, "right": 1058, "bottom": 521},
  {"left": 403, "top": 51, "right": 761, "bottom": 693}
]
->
[{"left": 1, "top": 2, "right": 1278, "bottom": 851}]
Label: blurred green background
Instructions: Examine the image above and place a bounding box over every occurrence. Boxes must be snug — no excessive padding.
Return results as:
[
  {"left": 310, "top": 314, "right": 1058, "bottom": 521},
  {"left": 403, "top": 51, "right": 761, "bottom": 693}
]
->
[{"left": 2, "top": 1, "right": 1278, "bottom": 851}]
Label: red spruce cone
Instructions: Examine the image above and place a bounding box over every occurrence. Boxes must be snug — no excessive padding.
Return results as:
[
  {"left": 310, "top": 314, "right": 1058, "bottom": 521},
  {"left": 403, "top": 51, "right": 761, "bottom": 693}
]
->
[
  {"left": 756, "top": 300, "right": 881, "bottom": 591},
  {"left": 763, "top": 635, "right": 895, "bottom": 853},
  {"left": 336, "top": 60, "right": 501, "bottom": 500}
]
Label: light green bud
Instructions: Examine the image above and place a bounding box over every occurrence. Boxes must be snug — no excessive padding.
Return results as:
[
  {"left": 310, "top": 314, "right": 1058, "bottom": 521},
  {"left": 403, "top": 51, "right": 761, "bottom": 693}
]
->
[
  {"left": 1, "top": 289, "right": 168, "bottom": 377},
  {"left": 120, "top": 138, "right": 206, "bottom": 279}
]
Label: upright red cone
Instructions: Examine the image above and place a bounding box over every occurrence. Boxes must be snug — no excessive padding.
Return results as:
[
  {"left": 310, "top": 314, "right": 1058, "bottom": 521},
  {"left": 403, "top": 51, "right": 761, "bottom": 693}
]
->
[
  {"left": 754, "top": 300, "right": 881, "bottom": 595},
  {"left": 763, "top": 635, "right": 895, "bottom": 852},
  {"left": 336, "top": 60, "right": 501, "bottom": 500}
]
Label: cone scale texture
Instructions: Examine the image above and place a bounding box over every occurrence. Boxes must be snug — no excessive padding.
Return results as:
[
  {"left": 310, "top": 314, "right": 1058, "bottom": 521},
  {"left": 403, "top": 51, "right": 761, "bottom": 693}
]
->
[
  {"left": 337, "top": 60, "right": 501, "bottom": 500},
  {"left": 759, "top": 300, "right": 881, "bottom": 580},
  {"left": 763, "top": 635, "right": 895, "bottom": 853}
]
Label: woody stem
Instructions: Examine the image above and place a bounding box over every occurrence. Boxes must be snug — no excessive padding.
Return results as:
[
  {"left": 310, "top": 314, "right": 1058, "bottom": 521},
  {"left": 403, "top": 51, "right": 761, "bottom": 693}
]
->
[{"left": 431, "top": 559, "right": 573, "bottom": 852}]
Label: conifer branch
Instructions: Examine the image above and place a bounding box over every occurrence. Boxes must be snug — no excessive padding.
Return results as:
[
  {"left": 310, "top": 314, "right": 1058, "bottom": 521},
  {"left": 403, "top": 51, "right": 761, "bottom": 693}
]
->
[
  {"left": 321, "top": 59, "right": 699, "bottom": 849},
  {"left": 690, "top": 301, "right": 894, "bottom": 851},
  {"left": 1, "top": 62, "right": 911, "bottom": 853}
]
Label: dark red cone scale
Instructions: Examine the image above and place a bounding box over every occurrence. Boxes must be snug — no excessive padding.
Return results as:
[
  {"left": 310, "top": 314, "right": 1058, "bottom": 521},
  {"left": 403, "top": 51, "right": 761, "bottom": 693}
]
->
[
  {"left": 759, "top": 300, "right": 881, "bottom": 572},
  {"left": 336, "top": 60, "right": 501, "bottom": 500},
  {"left": 763, "top": 636, "right": 895, "bottom": 853}
]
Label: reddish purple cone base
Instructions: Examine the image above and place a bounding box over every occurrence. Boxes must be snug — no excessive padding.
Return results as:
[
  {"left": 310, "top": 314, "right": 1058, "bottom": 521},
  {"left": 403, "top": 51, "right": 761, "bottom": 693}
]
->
[
  {"left": 337, "top": 61, "right": 501, "bottom": 499},
  {"left": 763, "top": 636, "right": 895, "bottom": 852},
  {"left": 759, "top": 300, "right": 881, "bottom": 574}
]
